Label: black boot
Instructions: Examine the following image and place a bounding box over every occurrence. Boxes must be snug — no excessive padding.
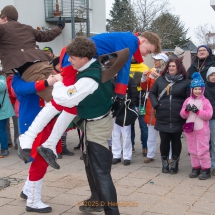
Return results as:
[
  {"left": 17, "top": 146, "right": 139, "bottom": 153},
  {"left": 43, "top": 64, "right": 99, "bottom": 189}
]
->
[
  {"left": 161, "top": 156, "right": 169, "bottom": 173},
  {"left": 169, "top": 155, "right": 179, "bottom": 174},
  {"left": 87, "top": 141, "right": 120, "bottom": 215},
  {"left": 199, "top": 168, "right": 211, "bottom": 180},
  {"left": 16, "top": 138, "right": 31, "bottom": 163},
  {"left": 74, "top": 143, "right": 80, "bottom": 150},
  {"left": 60, "top": 135, "right": 74, "bottom": 156},
  {"left": 37, "top": 146, "right": 60, "bottom": 169},
  {"left": 79, "top": 153, "right": 103, "bottom": 213},
  {"left": 189, "top": 168, "right": 201, "bottom": 178}
]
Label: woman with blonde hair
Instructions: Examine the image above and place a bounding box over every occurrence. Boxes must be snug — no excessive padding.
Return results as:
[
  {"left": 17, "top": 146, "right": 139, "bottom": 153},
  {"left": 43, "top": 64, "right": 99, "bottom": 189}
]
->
[{"left": 140, "top": 53, "right": 168, "bottom": 163}]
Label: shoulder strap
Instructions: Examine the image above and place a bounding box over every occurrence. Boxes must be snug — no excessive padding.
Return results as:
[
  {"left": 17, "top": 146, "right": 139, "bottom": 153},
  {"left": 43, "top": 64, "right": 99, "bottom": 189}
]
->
[
  {"left": 158, "top": 82, "right": 174, "bottom": 101},
  {"left": 0, "top": 90, "right": 6, "bottom": 107}
]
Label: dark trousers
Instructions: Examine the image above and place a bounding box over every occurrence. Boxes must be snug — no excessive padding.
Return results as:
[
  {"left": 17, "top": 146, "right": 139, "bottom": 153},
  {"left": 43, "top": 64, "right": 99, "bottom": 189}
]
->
[
  {"left": 131, "top": 115, "right": 148, "bottom": 149},
  {"left": 159, "top": 131, "right": 182, "bottom": 157},
  {"left": 87, "top": 141, "right": 120, "bottom": 215}
]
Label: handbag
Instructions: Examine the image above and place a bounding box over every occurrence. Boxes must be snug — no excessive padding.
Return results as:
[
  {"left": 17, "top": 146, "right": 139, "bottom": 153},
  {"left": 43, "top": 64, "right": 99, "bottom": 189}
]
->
[
  {"left": 138, "top": 89, "right": 146, "bottom": 115},
  {"left": 182, "top": 122, "right": 194, "bottom": 133},
  {"left": 182, "top": 102, "right": 202, "bottom": 133},
  {"left": 115, "top": 97, "right": 138, "bottom": 127}
]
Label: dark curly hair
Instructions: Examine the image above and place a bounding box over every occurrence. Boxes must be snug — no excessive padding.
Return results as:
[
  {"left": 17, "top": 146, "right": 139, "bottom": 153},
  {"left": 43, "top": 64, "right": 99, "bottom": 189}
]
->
[{"left": 66, "top": 36, "right": 97, "bottom": 60}]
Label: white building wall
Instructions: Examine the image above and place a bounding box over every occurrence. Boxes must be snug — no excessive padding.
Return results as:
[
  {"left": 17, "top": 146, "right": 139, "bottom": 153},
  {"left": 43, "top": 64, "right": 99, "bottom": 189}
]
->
[{"left": 0, "top": 0, "right": 106, "bottom": 55}]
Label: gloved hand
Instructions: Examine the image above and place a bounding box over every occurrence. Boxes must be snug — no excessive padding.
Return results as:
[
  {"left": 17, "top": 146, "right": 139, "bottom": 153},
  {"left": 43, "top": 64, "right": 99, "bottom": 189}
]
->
[
  {"left": 111, "top": 97, "right": 125, "bottom": 118},
  {"left": 191, "top": 104, "right": 199, "bottom": 113},
  {"left": 185, "top": 104, "right": 192, "bottom": 112},
  {"left": 57, "top": 16, "right": 65, "bottom": 30}
]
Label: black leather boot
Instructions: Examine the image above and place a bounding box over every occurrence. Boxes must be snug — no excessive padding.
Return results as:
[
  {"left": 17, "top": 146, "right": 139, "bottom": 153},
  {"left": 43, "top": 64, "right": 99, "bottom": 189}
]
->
[
  {"left": 169, "top": 155, "right": 179, "bottom": 174},
  {"left": 189, "top": 168, "right": 201, "bottom": 178},
  {"left": 79, "top": 153, "right": 103, "bottom": 213},
  {"left": 61, "top": 145, "right": 74, "bottom": 156},
  {"left": 199, "top": 168, "right": 211, "bottom": 180},
  {"left": 87, "top": 141, "right": 120, "bottom": 215},
  {"left": 161, "top": 156, "right": 169, "bottom": 173},
  {"left": 60, "top": 135, "right": 74, "bottom": 156},
  {"left": 74, "top": 143, "right": 80, "bottom": 150}
]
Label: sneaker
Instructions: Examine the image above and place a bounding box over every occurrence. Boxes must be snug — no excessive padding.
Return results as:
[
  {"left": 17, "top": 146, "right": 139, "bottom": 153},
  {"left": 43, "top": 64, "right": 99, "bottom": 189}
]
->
[
  {"left": 132, "top": 146, "right": 135, "bottom": 152},
  {"left": 123, "top": 160, "right": 130, "bottom": 165},
  {"left": 189, "top": 168, "right": 201, "bottom": 178},
  {"left": 112, "top": 158, "right": 121, "bottom": 165},
  {"left": 199, "top": 169, "right": 211, "bottom": 180},
  {"left": 0, "top": 150, "right": 9, "bottom": 158},
  {"left": 80, "top": 154, "right": 84, "bottom": 160},
  {"left": 144, "top": 157, "right": 154, "bottom": 163},
  {"left": 212, "top": 169, "right": 215, "bottom": 176}
]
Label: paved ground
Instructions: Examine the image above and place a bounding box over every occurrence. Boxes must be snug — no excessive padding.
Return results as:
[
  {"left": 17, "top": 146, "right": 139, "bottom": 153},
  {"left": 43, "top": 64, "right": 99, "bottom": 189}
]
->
[{"left": 1, "top": 124, "right": 215, "bottom": 215}]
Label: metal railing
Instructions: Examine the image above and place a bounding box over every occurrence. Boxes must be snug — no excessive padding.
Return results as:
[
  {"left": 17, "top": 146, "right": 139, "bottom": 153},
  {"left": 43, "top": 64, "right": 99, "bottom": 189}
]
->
[{"left": 44, "top": 0, "right": 87, "bottom": 22}]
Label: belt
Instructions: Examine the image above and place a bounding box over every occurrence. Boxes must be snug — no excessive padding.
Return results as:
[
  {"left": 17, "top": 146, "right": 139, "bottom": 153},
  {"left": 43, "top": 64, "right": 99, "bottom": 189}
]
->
[{"left": 86, "top": 112, "right": 110, "bottom": 122}]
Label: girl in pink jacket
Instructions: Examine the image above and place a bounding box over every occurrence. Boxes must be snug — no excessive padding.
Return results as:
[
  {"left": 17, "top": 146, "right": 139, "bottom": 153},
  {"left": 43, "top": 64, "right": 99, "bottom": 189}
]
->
[{"left": 180, "top": 72, "right": 213, "bottom": 180}]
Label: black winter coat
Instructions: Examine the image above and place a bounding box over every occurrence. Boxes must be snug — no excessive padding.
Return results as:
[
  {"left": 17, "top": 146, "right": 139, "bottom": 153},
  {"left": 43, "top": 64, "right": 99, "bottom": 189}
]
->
[
  {"left": 204, "top": 82, "right": 215, "bottom": 119},
  {"left": 187, "top": 55, "right": 215, "bottom": 82},
  {"left": 112, "top": 77, "right": 139, "bottom": 106},
  {"left": 150, "top": 76, "right": 190, "bottom": 133}
]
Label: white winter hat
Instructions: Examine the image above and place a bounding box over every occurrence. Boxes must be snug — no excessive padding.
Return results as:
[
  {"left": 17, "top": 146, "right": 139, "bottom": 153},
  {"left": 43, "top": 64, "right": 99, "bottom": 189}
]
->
[
  {"left": 206, "top": 66, "right": 215, "bottom": 81},
  {"left": 152, "top": 53, "right": 169, "bottom": 63},
  {"left": 174, "top": 46, "right": 185, "bottom": 58}
]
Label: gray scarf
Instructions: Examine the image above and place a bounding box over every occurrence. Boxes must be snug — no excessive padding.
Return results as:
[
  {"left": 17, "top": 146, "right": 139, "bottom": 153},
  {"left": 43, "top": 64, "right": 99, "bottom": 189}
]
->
[{"left": 165, "top": 73, "right": 184, "bottom": 83}]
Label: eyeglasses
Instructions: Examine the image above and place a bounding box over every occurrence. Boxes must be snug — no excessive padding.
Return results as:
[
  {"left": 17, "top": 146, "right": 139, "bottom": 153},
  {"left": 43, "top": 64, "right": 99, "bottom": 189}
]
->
[{"left": 198, "top": 49, "right": 207, "bottom": 52}]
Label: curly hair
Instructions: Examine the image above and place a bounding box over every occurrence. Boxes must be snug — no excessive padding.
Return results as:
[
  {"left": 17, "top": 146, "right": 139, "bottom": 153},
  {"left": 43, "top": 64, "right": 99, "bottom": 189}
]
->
[
  {"left": 140, "top": 31, "right": 161, "bottom": 54},
  {"left": 66, "top": 36, "right": 97, "bottom": 60},
  {"left": 161, "top": 58, "right": 188, "bottom": 78}
]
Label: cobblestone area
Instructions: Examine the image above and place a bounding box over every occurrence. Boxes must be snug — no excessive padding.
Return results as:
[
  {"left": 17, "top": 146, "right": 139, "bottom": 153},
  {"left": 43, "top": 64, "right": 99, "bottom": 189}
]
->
[{"left": 0, "top": 126, "right": 215, "bottom": 215}]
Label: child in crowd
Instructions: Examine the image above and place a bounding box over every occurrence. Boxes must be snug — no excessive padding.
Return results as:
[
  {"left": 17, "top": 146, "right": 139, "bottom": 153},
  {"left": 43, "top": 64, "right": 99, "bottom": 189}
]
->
[
  {"left": 204, "top": 67, "right": 215, "bottom": 176},
  {"left": 180, "top": 72, "right": 213, "bottom": 180},
  {"left": 112, "top": 75, "right": 138, "bottom": 166}
]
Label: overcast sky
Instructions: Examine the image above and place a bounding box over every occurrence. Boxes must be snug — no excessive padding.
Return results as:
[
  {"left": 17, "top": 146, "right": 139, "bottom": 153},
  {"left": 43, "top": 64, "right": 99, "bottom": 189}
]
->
[{"left": 106, "top": 0, "right": 215, "bottom": 46}]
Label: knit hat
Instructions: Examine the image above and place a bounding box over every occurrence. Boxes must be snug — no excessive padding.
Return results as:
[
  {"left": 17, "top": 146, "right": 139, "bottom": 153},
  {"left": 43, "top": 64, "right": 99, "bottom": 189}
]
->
[
  {"left": 190, "top": 72, "right": 205, "bottom": 88},
  {"left": 43, "top": 47, "right": 53, "bottom": 54},
  {"left": 173, "top": 47, "right": 185, "bottom": 58},
  {"left": 152, "top": 53, "right": 169, "bottom": 63},
  {"left": 0, "top": 5, "right": 18, "bottom": 21},
  {"left": 197, "top": 45, "right": 211, "bottom": 55},
  {"left": 206, "top": 66, "right": 215, "bottom": 81}
]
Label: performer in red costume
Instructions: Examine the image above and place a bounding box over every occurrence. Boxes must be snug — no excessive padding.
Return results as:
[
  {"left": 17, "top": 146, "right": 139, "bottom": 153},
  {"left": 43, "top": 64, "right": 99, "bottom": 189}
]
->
[{"left": 13, "top": 47, "right": 77, "bottom": 213}]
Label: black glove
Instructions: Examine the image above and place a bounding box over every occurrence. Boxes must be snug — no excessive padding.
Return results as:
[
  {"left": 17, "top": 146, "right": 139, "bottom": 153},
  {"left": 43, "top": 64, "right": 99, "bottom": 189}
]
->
[
  {"left": 191, "top": 104, "right": 199, "bottom": 113},
  {"left": 111, "top": 97, "right": 125, "bottom": 118},
  {"left": 154, "top": 104, "right": 161, "bottom": 110},
  {"left": 57, "top": 16, "right": 65, "bottom": 30},
  {"left": 185, "top": 104, "right": 192, "bottom": 112}
]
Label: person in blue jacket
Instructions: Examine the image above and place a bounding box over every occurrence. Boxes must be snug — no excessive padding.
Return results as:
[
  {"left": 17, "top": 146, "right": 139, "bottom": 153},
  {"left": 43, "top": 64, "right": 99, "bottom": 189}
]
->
[{"left": 12, "top": 73, "right": 57, "bottom": 213}]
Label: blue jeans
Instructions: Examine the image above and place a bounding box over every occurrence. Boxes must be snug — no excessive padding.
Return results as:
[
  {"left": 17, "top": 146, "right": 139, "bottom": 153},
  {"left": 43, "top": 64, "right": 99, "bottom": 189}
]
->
[
  {"left": 210, "top": 120, "right": 215, "bottom": 169},
  {"left": 131, "top": 115, "right": 148, "bottom": 149},
  {"left": 0, "top": 118, "right": 8, "bottom": 150}
]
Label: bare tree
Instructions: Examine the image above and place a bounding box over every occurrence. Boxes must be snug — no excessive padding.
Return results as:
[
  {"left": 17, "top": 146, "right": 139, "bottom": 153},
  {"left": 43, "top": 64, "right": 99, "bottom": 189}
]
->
[
  {"left": 194, "top": 24, "right": 215, "bottom": 50},
  {"left": 133, "top": 0, "right": 170, "bottom": 32},
  {"left": 75, "top": 6, "right": 87, "bottom": 36}
]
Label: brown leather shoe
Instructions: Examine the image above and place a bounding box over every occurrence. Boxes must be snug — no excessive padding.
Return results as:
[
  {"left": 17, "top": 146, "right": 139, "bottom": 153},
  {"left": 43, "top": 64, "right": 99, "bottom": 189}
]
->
[{"left": 144, "top": 157, "right": 154, "bottom": 163}]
